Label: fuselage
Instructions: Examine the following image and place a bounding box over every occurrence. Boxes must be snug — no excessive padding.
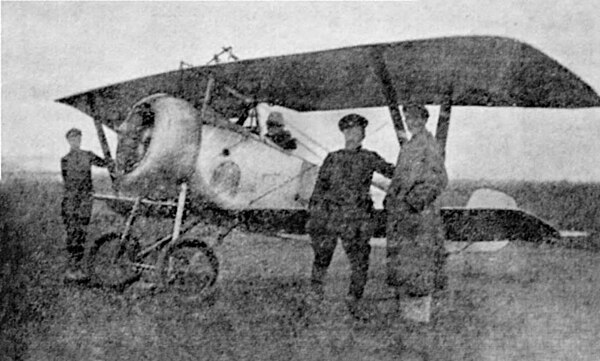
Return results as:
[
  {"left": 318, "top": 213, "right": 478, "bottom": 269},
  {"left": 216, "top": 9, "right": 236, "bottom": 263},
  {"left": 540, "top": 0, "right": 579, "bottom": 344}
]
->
[{"left": 114, "top": 94, "right": 320, "bottom": 211}]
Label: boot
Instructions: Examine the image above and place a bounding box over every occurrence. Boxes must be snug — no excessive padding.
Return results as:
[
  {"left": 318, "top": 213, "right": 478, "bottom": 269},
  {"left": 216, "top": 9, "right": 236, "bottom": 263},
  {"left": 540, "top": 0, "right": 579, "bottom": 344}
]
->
[
  {"left": 311, "top": 265, "right": 327, "bottom": 287},
  {"left": 346, "top": 296, "right": 370, "bottom": 322},
  {"left": 64, "top": 258, "right": 89, "bottom": 283}
]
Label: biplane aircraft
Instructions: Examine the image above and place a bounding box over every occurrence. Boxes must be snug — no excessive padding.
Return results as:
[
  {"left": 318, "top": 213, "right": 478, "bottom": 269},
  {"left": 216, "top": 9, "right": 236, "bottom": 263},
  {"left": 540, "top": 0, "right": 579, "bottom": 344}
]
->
[{"left": 56, "top": 36, "right": 600, "bottom": 295}]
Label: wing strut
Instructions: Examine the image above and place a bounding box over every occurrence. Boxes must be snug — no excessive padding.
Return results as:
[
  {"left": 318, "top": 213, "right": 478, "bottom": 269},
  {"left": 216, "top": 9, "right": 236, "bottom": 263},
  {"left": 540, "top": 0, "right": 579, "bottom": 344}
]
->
[
  {"left": 435, "top": 103, "right": 452, "bottom": 159},
  {"left": 200, "top": 77, "right": 216, "bottom": 120},
  {"left": 370, "top": 47, "right": 406, "bottom": 145},
  {"left": 88, "top": 93, "right": 117, "bottom": 181}
]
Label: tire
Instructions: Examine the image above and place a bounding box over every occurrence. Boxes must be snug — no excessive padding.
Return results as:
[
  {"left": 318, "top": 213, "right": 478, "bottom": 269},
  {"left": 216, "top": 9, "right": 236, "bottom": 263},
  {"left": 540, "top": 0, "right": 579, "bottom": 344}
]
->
[
  {"left": 88, "top": 232, "right": 141, "bottom": 290},
  {"left": 158, "top": 238, "right": 219, "bottom": 299}
]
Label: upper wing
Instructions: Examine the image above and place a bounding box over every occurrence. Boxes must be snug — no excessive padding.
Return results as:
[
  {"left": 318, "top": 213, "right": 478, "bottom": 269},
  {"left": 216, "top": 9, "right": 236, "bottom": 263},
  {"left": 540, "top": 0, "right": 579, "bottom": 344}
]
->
[{"left": 57, "top": 36, "right": 600, "bottom": 130}]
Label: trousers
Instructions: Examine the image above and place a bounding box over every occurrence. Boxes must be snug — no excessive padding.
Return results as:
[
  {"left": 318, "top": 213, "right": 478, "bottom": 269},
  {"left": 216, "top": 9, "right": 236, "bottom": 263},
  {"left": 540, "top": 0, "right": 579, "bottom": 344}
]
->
[
  {"left": 307, "top": 208, "right": 374, "bottom": 299},
  {"left": 61, "top": 193, "right": 93, "bottom": 264}
]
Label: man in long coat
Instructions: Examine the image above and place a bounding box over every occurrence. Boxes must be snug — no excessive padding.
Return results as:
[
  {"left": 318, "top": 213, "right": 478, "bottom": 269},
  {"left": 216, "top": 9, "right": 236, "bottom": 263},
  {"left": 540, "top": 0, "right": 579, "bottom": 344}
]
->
[{"left": 384, "top": 104, "right": 448, "bottom": 301}]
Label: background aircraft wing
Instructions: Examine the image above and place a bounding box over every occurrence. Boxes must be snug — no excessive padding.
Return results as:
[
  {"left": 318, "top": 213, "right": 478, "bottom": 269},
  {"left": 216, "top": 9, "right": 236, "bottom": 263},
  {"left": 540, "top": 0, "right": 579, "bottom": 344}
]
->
[{"left": 57, "top": 36, "right": 600, "bottom": 130}]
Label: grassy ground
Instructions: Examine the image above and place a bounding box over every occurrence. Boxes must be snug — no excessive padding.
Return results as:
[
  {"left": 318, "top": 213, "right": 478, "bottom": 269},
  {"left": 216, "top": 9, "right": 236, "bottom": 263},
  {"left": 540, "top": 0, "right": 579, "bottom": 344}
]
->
[{"left": 1, "top": 174, "right": 599, "bottom": 360}]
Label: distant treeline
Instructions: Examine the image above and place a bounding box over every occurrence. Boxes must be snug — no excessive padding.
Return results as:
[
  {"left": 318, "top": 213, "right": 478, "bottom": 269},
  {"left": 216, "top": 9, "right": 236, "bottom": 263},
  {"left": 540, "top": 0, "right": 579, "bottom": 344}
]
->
[{"left": 2, "top": 173, "right": 598, "bottom": 235}]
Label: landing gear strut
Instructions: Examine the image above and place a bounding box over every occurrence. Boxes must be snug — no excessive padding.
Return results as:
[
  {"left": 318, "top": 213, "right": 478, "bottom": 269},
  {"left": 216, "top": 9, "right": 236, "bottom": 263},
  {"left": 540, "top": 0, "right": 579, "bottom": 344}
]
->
[{"left": 88, "top": 183, "right": 221, "bottom": 298}]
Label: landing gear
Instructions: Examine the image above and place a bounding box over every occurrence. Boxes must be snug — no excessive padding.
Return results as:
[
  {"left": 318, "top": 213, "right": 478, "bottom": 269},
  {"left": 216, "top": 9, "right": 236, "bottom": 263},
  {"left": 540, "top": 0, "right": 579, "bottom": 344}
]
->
[
  {"left": 158, "top": 238, "right": 219, "bottom": 298},
  {"left": 88, "top": 183, "right": 223, "bottom": 300},
  {"left": 88, "top": 232, "right": 141, "bottom": 289},
  {"left": 87, "top": 232, "right": 220, "bottom": 297}
]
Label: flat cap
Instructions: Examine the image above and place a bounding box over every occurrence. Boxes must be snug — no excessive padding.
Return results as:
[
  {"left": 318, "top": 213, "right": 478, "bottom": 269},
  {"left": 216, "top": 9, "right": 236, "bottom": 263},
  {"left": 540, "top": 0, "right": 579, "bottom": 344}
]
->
[
  {"left": 338, "top": 114, "right": 368, "bottom": 131},
  {"left": 65, "top": 128, "right": 82, "bottom": 138}
]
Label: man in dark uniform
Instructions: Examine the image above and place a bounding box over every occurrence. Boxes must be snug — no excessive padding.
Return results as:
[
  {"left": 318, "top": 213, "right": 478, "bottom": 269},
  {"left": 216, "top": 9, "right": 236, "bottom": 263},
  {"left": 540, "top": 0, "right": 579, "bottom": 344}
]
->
[
  {"left": 306, "top": 114, "right": 394, "bottom": 320},
  {"left": 61, "top": 128, "right": 110, "bottom": 281},
  {"left": 384, "top": 104, "right": 448, "bottom": 321}
]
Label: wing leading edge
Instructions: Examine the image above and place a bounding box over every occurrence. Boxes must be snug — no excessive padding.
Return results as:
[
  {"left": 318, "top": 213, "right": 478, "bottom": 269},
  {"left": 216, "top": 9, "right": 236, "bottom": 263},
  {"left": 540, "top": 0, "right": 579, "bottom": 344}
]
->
[{"left": 57, "top": 36, "right": 600, "bottom": 130}]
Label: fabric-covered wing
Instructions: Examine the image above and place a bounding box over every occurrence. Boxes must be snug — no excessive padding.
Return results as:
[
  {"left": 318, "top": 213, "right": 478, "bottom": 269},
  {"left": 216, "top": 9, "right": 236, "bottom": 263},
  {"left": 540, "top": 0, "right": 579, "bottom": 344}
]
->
[{"left": 57, "top": 36, "right": 600, "bottom": 130}]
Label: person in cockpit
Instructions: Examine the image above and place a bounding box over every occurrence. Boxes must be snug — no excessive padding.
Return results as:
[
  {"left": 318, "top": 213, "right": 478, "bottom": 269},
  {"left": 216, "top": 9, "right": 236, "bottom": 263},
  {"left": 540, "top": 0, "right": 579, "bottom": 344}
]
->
[{"left": 265, "top": 112, "right": 297, "bottom": 150}]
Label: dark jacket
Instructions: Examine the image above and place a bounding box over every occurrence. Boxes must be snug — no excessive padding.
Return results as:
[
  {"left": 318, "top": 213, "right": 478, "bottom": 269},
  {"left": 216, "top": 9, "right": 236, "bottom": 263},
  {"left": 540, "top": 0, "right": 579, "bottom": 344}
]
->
[
  {"left": 61, "top": 149, "right": 108, "bottom": 195},
  {"left": 309, "top": 147, "right": 394, "bottom": 215}
]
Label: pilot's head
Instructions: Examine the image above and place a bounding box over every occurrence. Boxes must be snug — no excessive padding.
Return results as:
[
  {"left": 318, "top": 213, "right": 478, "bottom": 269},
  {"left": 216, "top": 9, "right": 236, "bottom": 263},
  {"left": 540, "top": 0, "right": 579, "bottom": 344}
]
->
[
  {"left": 266, "top": 112, "right": 284, "bottom": 128},
  {"left": 65, "top": 128, "right": 82, "bottom": 150},
  {"left": 338, "top": 113, "right": 368, "bottom": 144},
  {"left": 403, "top": 104, "right": 429, "bottom": 132},
  {"left": 266, "top": 112, "right": 286, "bottom": 136}
]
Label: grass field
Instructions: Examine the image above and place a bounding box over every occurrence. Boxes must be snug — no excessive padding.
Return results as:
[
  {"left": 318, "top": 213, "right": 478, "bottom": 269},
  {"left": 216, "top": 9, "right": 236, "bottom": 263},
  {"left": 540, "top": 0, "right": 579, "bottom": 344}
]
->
[{"left": 1, "top": 173, "right": 599, "bottom": 360}]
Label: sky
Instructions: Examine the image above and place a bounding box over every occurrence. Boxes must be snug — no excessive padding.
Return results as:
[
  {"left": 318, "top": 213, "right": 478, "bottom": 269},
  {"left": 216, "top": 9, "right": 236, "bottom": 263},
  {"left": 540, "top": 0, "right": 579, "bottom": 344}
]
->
[{"left": 1, "top": 0, "right": 599, "bottom": 182}]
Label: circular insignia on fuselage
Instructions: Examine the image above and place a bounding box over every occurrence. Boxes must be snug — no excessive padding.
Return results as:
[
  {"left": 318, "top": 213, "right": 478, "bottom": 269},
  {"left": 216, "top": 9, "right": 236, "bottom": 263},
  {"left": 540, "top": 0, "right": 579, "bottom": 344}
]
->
[{"left": 210, "top": 161, "right": 241, "bottom": 196}]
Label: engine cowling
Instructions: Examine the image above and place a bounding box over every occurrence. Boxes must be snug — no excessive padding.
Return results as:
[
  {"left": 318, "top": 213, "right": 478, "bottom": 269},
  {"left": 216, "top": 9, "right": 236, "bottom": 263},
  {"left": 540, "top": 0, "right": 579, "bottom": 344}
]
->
[{"left": 115, "top": 94, "right": 202, "bottom": 198}]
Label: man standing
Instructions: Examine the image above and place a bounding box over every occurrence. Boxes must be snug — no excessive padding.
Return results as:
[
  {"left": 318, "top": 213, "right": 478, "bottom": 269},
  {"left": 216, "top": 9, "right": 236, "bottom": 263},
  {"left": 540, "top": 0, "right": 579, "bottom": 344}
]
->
[
  {"left": 384, "top": 104, "right": 448, "bottom": 320},
  {"left": 306, "top": 114, "right": 394, "bottom": 320},
  {"left": 61, "top": 128, "right": 110, "bottom": 282}
]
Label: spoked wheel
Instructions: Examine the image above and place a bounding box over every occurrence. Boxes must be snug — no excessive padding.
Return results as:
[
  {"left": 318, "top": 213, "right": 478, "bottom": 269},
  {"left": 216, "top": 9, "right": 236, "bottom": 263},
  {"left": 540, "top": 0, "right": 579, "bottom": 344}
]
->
[
  {"left": 158, "top": 238, "right": 219, "bottom": 300},
  {"left": 88, "top": 232, "right": 142, "bottom": 290}
]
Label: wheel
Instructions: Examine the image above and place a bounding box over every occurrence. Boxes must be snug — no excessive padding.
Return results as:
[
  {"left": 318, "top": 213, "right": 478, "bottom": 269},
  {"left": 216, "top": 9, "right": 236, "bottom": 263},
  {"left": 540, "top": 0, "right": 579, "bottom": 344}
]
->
[
  {"left": 88, "top": 232, "right": 141, "bottom": 289},
  {"left": 158, "top": 238, "right": 219, "bottom": 298}
]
